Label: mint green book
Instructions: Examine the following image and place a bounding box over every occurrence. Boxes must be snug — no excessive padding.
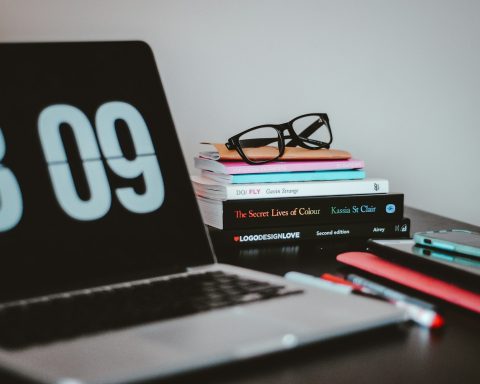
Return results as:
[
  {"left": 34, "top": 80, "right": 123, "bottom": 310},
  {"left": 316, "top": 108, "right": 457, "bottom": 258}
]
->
[{"left": 201, "top": 169, "right": 366, "bottom": 184}]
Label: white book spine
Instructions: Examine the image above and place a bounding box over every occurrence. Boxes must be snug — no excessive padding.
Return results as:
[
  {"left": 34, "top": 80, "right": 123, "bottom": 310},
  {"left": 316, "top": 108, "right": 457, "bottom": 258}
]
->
[{"left": 195, "top": 179, "right": 389, "bottom": 200}]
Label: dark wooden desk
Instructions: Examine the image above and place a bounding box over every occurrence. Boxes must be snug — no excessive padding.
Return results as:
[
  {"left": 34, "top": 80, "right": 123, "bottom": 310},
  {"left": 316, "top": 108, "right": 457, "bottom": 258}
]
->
[
  {"left": 170, "top": 207, "right": 479, "bottom": 384},
  {"left": 3, "top": 208, "right": 478, "bottom": 384}
]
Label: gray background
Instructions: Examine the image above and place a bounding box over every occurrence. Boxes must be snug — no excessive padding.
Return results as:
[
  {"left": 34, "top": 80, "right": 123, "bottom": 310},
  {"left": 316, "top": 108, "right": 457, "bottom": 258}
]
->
[{"left": 1, "top": 0, "right": 479, "bottom": 225}]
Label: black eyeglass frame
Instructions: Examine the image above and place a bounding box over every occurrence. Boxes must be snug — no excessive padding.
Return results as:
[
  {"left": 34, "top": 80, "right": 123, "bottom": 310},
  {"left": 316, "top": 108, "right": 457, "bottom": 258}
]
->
[{"left": 225, "top": 113, "right": 332, "bottom": 164}]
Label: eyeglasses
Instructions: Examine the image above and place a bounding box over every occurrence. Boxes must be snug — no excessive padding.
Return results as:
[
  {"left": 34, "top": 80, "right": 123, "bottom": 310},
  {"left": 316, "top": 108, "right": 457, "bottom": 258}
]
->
[{"left": 225, "top": 113, "right": 332, "bottom": 164}]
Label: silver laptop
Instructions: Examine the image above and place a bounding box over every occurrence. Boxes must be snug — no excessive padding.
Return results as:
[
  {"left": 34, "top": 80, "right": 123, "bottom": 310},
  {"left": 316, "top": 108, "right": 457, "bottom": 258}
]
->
[{"left": 0, "top": 41, "right": 404, "bottom": 384}]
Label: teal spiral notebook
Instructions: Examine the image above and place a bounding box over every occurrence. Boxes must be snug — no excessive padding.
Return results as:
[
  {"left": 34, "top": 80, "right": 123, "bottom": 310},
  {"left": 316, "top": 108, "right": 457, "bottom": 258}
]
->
[{"left": 202, "top": 169, "right": 366, "bottom": 184}]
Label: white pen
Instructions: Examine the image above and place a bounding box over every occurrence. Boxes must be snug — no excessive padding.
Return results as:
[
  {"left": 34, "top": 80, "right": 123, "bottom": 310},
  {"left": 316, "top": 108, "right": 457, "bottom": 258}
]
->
[{"left": 284, "top": 271, "right": 353, "bottom": 295}]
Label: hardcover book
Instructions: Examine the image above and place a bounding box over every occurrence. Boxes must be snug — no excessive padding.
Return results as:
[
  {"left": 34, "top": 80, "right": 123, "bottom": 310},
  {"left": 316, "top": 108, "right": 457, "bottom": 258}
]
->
[
  {"left": 194, "top": 156, "right": 365, "bottom": 175},
  {"left": 197, "top": 193, "right": 404, "bottom": 229},
  {"left": 208, "top": 218, "right": 411, "bottom": 246},
  {"left": 191, "top": 176, "right": 389, "bottom": 201}
]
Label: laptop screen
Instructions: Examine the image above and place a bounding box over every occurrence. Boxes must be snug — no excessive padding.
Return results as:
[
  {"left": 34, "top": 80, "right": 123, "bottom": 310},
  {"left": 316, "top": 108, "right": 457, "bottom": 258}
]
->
[{"left": 0, "top": 42, "right": 213, "bottom": 302}]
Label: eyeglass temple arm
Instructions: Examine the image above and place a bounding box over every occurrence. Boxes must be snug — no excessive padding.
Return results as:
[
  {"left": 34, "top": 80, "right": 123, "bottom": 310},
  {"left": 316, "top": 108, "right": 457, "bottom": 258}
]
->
[
  {"left": 231, "top": 123, "right": 327, "bottom": 148},
  {"left": 226, "top": 137, "right": 278, "bottom": 149},
  {"left": 225, "top": 117, "right": 330, "bottom": 149}
]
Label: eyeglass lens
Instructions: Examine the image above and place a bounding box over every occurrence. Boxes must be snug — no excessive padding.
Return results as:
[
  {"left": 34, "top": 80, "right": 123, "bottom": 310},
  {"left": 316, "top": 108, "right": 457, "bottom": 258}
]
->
[
  {"left": 237, "top": 126, "right": 280, "bottom": 162},
  {"left": 290, "top": 115, "right": 331, "bottom": 148}
]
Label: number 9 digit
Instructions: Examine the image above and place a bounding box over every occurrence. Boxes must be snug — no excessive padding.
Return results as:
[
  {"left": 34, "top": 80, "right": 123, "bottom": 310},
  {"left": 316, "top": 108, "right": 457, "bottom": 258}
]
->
[
  {"left": 95, "top": 102, "right": 164, "bottom": 214},
  {"left": 0, "top": 128, "right": 23, "bottom": 232}
]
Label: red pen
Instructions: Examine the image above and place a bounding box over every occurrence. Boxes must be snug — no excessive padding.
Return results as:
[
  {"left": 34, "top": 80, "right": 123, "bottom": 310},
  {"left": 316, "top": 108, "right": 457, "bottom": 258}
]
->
[{"left": 320, "top": 273, "right": 374, "bottom": 294}]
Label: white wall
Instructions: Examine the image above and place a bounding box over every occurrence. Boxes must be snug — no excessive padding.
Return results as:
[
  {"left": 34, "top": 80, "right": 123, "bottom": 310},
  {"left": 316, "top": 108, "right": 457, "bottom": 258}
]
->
[{"left": 1, "top": 0, "right": 479, "bottom": 225}]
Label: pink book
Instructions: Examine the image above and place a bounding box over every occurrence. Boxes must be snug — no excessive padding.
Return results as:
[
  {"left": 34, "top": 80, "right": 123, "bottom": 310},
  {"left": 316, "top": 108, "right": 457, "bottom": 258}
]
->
[{"left": 194, "top": 156, "right": 364, "bottom": 175}]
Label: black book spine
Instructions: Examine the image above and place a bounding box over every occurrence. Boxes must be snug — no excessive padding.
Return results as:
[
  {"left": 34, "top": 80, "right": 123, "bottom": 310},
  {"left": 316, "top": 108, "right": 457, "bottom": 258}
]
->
[
  {"left": 222, "top": 193, "right": 404, "bottom": 229},
  {"left": 209, "top": 218, "right": 411, "bottom": 246}
]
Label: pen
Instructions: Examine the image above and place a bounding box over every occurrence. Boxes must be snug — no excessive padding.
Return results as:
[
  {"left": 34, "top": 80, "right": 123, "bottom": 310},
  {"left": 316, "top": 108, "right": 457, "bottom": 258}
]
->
[
  {"left": 284, "top": 271, "right": 353, "bottom": 295},
  {"left": 320, "top": 273, "right": 375, "bottom": 294},
  {"left": 345, "top": 274, "right": 444, "bottom": 329},
  {"left": 346, "top": 274, "right": 435, "bottom": 309}
]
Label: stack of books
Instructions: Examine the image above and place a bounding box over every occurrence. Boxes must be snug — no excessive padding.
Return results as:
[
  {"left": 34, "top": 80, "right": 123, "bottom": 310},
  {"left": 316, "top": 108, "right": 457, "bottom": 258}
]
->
[{"left": 191, "top": 152, "right": 410, "bottom": 247}]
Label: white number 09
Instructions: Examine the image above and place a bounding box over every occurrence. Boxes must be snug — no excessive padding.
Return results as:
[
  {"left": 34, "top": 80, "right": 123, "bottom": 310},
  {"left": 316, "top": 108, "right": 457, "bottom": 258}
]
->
[
  {"left": 38, "top": 102, "right": 164, "bottom": 221},
  {"left": 0, "top": 128, "right": 24, "bottom": 232}
]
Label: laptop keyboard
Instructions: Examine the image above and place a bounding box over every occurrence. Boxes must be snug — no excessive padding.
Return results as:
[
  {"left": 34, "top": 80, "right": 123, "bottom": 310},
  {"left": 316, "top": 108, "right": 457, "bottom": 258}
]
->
[{"left": 0, "top": 271, "right": 302, "bottom": 350}]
